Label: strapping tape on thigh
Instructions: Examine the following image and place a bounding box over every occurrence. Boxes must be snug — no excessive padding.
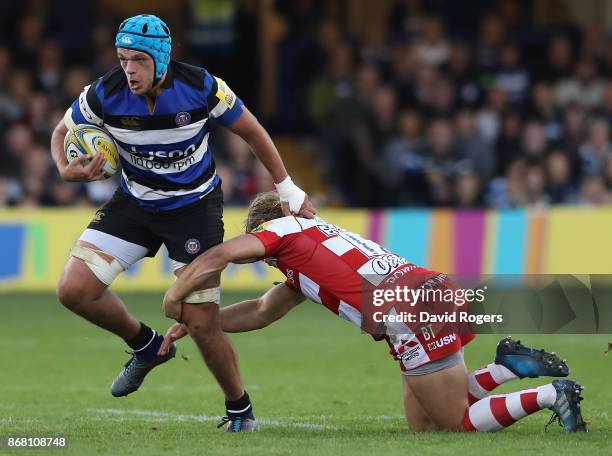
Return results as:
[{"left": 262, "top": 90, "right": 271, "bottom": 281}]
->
[
  {"left": 70, "top": 244, "right": 124, "bottom": 286},
  {"left": 184, "top": 287, "right": 221, "bottom": 304}
]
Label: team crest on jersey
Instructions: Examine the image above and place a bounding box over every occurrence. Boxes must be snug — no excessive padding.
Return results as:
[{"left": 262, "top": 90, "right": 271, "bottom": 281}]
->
[
  {"left": 92, "top": 211, "right": 105, "bottom": 223},
  {"left": 175, "top": 111, "right": 191, "bottom": 126},
  {"left": 185, "top": 238, "right": 201, "bottom": 255}
]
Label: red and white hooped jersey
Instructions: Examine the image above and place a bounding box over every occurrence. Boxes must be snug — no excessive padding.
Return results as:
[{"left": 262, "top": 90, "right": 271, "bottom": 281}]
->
[
  {"left": 249, "top": 216, "right": 473, "bottom": 370},
  {"left": 250, "top": 216, "right": 433, "bottom": 323}
]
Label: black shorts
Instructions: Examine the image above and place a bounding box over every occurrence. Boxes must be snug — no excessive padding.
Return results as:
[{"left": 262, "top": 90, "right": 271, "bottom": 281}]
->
[{"left": 85, "top": 186, "right": 224, "bottom": 265}]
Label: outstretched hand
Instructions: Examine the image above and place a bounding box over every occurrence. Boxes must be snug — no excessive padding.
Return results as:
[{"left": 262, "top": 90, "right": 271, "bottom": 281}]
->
[{"left": 158, "top": 323, "right": 188, "bottom": 356}]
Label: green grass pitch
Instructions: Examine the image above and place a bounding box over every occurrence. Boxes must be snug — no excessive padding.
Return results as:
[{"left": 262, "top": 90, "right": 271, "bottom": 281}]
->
[{"left": 1, "top": 292, "right": 610, "bottom": 455}]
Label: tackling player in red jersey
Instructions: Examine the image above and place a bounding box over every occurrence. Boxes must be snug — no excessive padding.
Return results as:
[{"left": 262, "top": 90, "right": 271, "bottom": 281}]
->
[{"left": 159, "top": 192, "right": 587, "bottom": 433}]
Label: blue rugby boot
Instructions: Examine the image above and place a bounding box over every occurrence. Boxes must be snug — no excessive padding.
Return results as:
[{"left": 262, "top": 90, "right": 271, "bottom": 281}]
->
[
  {"left": 547, "top": 380, "right": 587, "bottom": 432},
  {"left": 495, "top": 336, "right": 569, "bottom": 378},
  {"left": 217, "top": 415, "right": 261, "bottom": 432},
  {"left": 111, "top": 339, "right": 176, "bottom": 397}
]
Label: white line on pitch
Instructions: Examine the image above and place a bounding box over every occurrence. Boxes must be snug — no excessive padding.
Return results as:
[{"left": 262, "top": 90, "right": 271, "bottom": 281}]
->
[{"left": 87, "top": 408, "right": 340, "bottom": 431}]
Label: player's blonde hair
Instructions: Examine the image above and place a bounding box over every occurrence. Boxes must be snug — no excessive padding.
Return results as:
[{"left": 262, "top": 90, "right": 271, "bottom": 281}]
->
[{"left": 245, "top": 191, "right": 284, "bottom": 233}]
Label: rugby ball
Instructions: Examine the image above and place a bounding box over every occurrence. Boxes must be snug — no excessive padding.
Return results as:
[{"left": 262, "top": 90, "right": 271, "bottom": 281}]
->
[{"left": 64, "top": 124, "right": 120, "bottom": 178}]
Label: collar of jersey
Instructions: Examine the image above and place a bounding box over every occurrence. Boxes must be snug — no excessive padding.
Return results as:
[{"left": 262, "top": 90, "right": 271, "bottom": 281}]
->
[{"left": 159, "top": 61, "right": 174, "bottom": 89}]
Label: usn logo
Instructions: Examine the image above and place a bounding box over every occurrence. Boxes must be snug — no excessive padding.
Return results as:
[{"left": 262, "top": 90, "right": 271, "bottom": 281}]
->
[
  {"left": 175, "top": 111, "right": 191, "bottom": 127},
  {"left": 185, "top": 238, "right": 201, "bottom": 255}
]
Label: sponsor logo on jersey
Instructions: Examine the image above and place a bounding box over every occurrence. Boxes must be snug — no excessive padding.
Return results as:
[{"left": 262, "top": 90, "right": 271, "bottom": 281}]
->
[
  {"left": 286, "top": 268, "right": 295, "bottom": 286},
  {"left": 370, "top": 254, "right": 409, "bottom": 275},
  {"left": 393, "top": 336, "right": 428, "bottom": 368},
  {"left": 384, "top": 264, "right": 419, "bottom": 284},
  {"left": 130, "top": 144, "right": 197, "bottom": 161},
  {"left": 426, "top": 334, "right": 457, "bottom": 352},
  {"left": 214, "top": 76, "right": 236, "bottom": 109},
  {"left": 128, "top": 154, "right": 196, "bottom": 171},
  {"left": 175, "top": 111, "right": 191, "bottom": 126},
  {"left": 185, "top": 238, "right": 201, "bottom": 255},
  {"left": 121, "top": 117, "right": 140, "bottom": 127}
]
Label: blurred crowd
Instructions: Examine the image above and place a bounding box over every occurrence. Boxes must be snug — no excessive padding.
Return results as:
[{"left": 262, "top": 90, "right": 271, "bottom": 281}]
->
[
  {"left": 2, "top": 0, "right": 612, "bottom": 209},
  {"left": 274, "top": 0, "right": 612, "bottom": 207},
  {"left": 0, "top": 0, "right": 267, "bottom": 208}
]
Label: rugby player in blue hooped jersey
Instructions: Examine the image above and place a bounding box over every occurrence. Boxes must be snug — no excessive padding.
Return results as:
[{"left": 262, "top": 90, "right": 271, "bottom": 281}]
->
[{"left": 49, "top": 14, "right": 315, "bottom": 432}]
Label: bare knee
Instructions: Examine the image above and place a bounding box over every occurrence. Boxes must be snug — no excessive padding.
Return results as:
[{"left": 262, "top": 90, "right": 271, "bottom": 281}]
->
[
  {"left": 57, "top": 276, "right": 88, "bottom": 310},
  {"left": 56, "top": 258, "right": 106, "bottom": 310},
  {"left": 183, "top": 304, "right": 222, "bottom": 340}
]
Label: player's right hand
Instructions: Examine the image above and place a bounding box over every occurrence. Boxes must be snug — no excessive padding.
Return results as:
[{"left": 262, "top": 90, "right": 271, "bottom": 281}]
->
[
  {"left": 158, "top": 323, "right": 189, "bottom": 356},
  {"left": 60, "top": 153, "right": 107, "bottom": 182}
]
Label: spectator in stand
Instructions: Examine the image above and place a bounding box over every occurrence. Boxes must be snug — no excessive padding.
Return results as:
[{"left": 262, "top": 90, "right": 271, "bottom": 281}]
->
[
  {"left": 347, "top": 85, "right": 398, "bottom": 207},
  {"left": 541, "top": 35, "right": 574, "bottom": 83},
  {"left": 495, "top": 110, "right": 523, "bottom": 176},
  {"left": 559, "top": 103, "right": 587, "bottom": 180},
  {"left": 387, "top": 0, "right": 427, "bottom": 41},
  {"left": 422, "top": 118, "right": 464, "bottom": 206},
  {"left": 0, "top": 69, "right": 33, "bottom": 123},
  {"left": 595, "top": 81, "right": 612, "bottom": 123},
  {"left": 494, "top": 42, "right": 530, "bottom": 107},
  {"left": 579, "top": 119, "right": 612, "bottom": 176},
  {"left": 487, "top": 158, "right": 528, "bottom": 208},
  {"left": 554, "top": 58, "right": 604, "bottom": 109},
  {"left": 411, "top": 16, "right": 450, "bottom": 67},
  {"left": 423, "top": 77, "right": 456, "bottom": 118},
  {"left": 546, "top": 150, "right": 577, "bottom": 204},
  {"left": 474, "top": 14, "right": 506, "bottom": 70},
  {"left": 455, "top": 108, "right": 495, "bottom": 182},
  {"left": 35, "top": 40, "right": 63, "bottom": 94},
  {"left": 578, "top": 175, "right": 610, "bottom": 205},
  {"left": 524, "top": 162, "right": 549, "bottom": 207},
  {"left": 475, "top": 85, "right": 507, "bottom": 144},
  {"left": 307, "top": 40, "right": 354, "bottom": 127},
  {"left": 521, "top": 120, "right": 548, "bottom": 162},
  {"left": 384, "top": 109, "right": 426, "bottom": 205},
  {"left": 445, "top": 42, "right": 480, "bottom": 107},
  {"left": 455, "top": 170, "right": 482, "bottom": 207},
  {"left": 529, "top": 82, "right": 562, "bottom": 142}
]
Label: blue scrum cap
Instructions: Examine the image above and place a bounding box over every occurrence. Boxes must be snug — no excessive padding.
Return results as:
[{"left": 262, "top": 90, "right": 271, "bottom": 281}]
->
[{"left": 115, "top": 14, "right": 171, "bottom": 82}]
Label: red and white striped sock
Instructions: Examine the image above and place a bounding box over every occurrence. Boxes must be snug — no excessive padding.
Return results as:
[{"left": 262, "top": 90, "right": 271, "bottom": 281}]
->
[
  {"left": 462, "top": 384, "right": 556, "bottom": 432},
  {"left": 468, "top": 363, "right": 518, "bottom": 405}
]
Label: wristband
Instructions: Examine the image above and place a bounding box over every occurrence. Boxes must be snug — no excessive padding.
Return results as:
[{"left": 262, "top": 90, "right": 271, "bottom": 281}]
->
[{"left": 275, "top": 176, "right": 306, "bottom": 213}]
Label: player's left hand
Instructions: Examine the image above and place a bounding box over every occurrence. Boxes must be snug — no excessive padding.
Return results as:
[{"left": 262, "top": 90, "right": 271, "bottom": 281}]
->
[
  {"left": 162, "top": 288, "right": 183, "bottom": 321},
  {"left": 158, "top": 323, "right": 188, "bottom": 356}
]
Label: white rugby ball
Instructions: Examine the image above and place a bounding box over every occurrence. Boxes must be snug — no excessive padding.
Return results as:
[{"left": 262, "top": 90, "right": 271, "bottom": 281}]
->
[{"left": 64, "top": 124, "right": 120, "bottom": 178}]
